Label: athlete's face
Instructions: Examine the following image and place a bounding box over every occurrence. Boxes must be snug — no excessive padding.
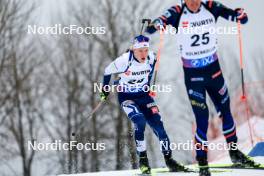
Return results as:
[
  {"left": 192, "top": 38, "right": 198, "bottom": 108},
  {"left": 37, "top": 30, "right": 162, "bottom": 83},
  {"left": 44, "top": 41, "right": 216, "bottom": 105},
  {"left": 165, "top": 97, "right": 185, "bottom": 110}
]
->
[
  {"left": 185, "top": 0, "right": 201, "bottom": 13},
  {"left": 133, "top": 47, "right": 149, "bottom": 63}
]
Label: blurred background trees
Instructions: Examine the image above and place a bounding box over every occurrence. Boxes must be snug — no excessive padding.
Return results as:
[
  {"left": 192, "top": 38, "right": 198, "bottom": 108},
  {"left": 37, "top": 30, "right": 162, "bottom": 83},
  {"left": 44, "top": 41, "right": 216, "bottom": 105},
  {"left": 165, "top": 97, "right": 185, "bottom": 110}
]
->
[{"left": 0, "top": 0, "right": 263, "bottom": 175}]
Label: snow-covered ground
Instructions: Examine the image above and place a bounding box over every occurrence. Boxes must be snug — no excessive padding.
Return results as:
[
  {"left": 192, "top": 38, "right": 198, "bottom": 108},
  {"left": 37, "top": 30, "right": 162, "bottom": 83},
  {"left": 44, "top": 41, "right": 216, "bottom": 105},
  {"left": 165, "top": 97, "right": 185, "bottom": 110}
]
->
[
  {"left": 58, "top": 157, "right": 264, "bottom": 176},
  {"left": 58, "top": 162, "right": 264, "bottom": 176},
  {"left": 209, "top": 116, "right": 264, "bottom": 163},
  {"left": 58, "top": 116, "right": 264, "bottom": 176}
]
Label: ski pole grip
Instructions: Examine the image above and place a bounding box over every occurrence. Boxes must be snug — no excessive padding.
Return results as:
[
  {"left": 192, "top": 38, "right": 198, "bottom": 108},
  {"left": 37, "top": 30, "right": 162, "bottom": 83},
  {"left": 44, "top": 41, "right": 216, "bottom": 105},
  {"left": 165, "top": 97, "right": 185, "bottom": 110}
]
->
[{"left": 142, "top": 19, "right": 151, "bottom": 25}]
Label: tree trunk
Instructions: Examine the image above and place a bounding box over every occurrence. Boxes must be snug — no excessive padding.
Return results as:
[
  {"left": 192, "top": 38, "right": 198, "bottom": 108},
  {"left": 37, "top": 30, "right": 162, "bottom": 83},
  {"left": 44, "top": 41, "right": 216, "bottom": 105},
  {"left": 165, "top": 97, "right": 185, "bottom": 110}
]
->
[
  {"left": 126, "top": 118, "right": 137, "bottom": 169},
  {"left": 115, "top": 108, "right": 124, "bottom": 170}
]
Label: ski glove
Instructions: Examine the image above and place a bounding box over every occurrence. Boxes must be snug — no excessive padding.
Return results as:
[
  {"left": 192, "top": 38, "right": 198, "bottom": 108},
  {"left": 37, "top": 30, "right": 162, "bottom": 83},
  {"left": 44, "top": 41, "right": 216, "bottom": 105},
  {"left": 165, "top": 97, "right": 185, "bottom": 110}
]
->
[
  {"left": 100, "top": 91, "right": 109, "bottom": 101},
  {"left": 235, "top": 8, "right": 248, "bottom": 24},
  {"left": 100, "top": 86, "right": 109, "bottom": 101},
  {"left": 146, "top": 19, "right": 164, "bottom": 34}
]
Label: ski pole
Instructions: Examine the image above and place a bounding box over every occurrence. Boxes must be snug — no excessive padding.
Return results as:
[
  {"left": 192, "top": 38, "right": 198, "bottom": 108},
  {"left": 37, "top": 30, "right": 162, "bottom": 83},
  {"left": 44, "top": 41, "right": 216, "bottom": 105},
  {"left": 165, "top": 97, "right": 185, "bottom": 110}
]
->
[
  {"left": 237, "top": 20, "right": 246, "bottom": 100},
  {"left": 72, "top": 98, "right": 108, "bottom": 137},
  {"left": 151, "top": 28, "right": 165, "bottom": 98},
  {"left": 237, "top": 20, "right": 254, "bottom": 147},
  {"left": 86, "top": 101, "right": 104, "bottom": 119},
  {"left": 153, "top": 29, "right": 164, "bottom": 85}
]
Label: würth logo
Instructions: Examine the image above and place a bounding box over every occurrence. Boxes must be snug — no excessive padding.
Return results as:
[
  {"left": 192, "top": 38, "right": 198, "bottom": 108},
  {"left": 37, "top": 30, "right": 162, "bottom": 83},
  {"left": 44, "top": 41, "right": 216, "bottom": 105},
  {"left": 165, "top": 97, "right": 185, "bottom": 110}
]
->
[
  {"left": 191, "top": 18, "right": 214, "bottom": 27},
  {"left": 131, "top": 70, "right": 150, "bottom": 76},
  {"left": 182, "top": 21, "right": 189, "bottom": 28}
]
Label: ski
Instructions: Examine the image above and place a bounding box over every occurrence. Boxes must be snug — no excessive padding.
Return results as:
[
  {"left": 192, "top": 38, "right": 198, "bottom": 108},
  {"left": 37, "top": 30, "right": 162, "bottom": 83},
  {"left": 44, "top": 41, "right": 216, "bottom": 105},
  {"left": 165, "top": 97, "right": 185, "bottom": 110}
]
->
[
  {"left": 134, "top": 167, "right": 230, "bottom": 175},
  {"left": 152, "top": 167, "right": 196, "bottom": 173},
  {"left": 208, "top": 163, "right": 264, "bottom": 170}
]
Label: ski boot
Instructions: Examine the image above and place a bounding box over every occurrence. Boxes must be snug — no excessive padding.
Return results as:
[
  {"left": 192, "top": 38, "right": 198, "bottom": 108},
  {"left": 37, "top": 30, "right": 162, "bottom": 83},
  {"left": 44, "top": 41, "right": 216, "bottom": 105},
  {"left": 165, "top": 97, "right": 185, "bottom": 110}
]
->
[
  {"left": 164, "top": 153, "right": 190, "bottom": 172},
  {"left": 197, "top": 157, "right": 211, "bottom": 176},
  {"left": 229, "top": 148, "right": 260, "bottom": 167},
  {"left": 139, "top": 152, "right": 151, "bottom": 174}
]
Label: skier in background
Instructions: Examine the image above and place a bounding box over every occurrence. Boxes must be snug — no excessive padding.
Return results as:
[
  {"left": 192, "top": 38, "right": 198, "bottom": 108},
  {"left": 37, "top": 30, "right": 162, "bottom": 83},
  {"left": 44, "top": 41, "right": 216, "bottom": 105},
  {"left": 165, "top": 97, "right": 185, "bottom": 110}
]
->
[
  {"left": 146, "top": 0, "right": 259, "bottom": 175},
  {"left": 100, "top": 35, "right": 189, "bottom": 174}
]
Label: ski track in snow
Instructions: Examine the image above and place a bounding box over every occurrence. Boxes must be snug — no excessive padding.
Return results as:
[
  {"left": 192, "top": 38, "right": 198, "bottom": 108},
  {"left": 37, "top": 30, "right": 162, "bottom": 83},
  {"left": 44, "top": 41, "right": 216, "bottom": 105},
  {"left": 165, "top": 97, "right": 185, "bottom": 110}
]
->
[
  {"left": 58, "top": 168, "right": 264, "bottom": 176},
  {"left": 58, "top": 157, "right": 264, "bottom": 176}
]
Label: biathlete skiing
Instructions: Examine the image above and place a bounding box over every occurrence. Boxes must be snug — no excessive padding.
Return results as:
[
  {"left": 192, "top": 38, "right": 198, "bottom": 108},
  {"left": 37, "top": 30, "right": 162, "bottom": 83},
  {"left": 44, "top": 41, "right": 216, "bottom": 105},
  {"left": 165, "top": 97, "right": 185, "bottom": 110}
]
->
[
  {"left": 100, "top": 35, "right": 189, "bottom": 174},
  {"left": 146, "top": 0, "right": 259, "bottom": 175}
]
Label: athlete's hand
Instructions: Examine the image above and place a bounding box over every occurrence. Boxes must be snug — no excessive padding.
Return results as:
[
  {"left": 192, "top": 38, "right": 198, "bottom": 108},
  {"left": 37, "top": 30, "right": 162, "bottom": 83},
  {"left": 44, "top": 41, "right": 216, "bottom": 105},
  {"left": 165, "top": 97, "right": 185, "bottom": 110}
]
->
[
  {"left": 235, "top": 8, "right": 248, "bottom": 24},
  {"left": 99, "top": 90, "right": 109, "bottom": 101},
  {"left": 99, "top": 92, "right": 108, "bottom": 101},
  {"left": 146, "top": 19, "right": 165, "bottom": 34}
]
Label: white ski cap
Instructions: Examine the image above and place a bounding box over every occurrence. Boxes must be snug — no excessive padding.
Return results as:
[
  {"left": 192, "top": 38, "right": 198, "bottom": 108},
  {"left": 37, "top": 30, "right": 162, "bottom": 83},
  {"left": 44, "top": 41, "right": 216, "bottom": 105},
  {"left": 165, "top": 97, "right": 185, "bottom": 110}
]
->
[{"left": 132, "top": 35, "right": 150, "bottom": 49}]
